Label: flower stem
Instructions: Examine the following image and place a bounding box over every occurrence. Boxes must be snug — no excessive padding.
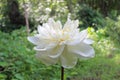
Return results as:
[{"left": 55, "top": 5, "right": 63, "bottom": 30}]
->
[{"left": 61, "top": 66, "right": 64, "bottom": 80}]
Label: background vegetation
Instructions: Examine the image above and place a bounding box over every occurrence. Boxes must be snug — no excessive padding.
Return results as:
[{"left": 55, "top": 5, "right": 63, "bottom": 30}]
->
[{"left": 0, "top": 0, "right": 120, "bottom": 80}]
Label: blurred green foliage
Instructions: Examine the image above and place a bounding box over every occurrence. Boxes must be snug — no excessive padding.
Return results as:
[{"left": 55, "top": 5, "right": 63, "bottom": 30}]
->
[
  {"left": 76, "top": 4, "right": 105, "bottom": 29},
  {"left": 105, "top": 16, "right": 120, "bottom": 47},
  {"left": 78, "top": 0, "right": 120, "bottom": 16},
  {"left": 0, "top": 0, "right": 26, "bottom": 32},
  {"left": 0, "top": 0, "right": 120, "bottom": 32}
]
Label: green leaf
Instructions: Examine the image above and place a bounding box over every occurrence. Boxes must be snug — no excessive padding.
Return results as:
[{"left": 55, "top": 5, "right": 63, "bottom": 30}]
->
[
  {"left": 0, "top": 62, "right": 8, "bottom": 67},
  {"left": 15, "top": 74, "right": 24, "bottom": 80},
  {"left": 0, "top": 74, "right": 7, "bottom": 79}
]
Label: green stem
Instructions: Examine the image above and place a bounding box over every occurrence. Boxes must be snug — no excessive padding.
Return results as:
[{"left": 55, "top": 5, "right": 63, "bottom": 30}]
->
[{"left": 61, "top": 66, "right": 64, "bottom": 80}]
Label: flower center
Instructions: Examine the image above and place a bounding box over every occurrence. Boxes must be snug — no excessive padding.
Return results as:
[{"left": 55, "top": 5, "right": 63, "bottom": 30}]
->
[
  {"left": 59, "top": 39, "right": 65, "bottom": 45},
  {"left": 60, "top": 39, "right": 64, "bottom": 42}
]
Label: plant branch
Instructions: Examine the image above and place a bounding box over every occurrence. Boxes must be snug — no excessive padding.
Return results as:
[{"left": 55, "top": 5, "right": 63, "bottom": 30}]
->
[{"left": 61, "top": 66, "right": 64, "bottom": 80}]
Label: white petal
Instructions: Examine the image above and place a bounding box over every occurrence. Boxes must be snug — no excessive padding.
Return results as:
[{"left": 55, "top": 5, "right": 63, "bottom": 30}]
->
[
  {"left": 79, "top": 29, "right": 88, "bottom": 41},
  {"left": 66, "top": 39, "right": 80, "bottom": 46},
  {"left": 35, "top": 45, "right": 64, "bottom": 65},
  {"left": 35, "top": 52, "right": 58, "bottom": 65},
  {"left": 68, "top": 42, "right": 95, "bottom": 59},
  {"left": 56, "top": 20, "right": 62, "bottom": 30},
  {"left": 66, "top": 30, "right": 88, "bottom": 46},
  {"left": 73, "top": 20, "right": 79, "bottom": 29},
  {"left": 47, "top": 18, "right": 63, "bottom": 32},
  {"left": 48, "top": 18, "right": 55, "bottom": 23},
  {"left": 37, "top": 25, "right": 42, "bottom": 34},
  {"left": 48, "top": 18, "right": 56, "bottom": 29},
  {"left": 37, "top": 25, "right": 48, "bottom": 35},
  {"left": 63, "top": 19, "right": 79, "bottom": 30},
  {"left": 28, "top": 35, "right": 53, "bottom": 47},
  {"left": 27, "top": 36, "right": 41, "bottom": 45},
  {"left": 37, "top": 25, "right": 50, "bottom": 37},
  {"left": 83, "top": 38, "right": 94, "bottom": 44},
  {"left": 42, "top": 23, "right": 51, "bottom": 30},
  {"left": 60, "top": 46, "right": 77, "bottom": 68},
  {"left": 34, "top": 43, "right": 57, "bottom": 51},
  {"left": 63, "top": 19, "right": 72, "bottom": 30},
  {"left": 34, "top": 46, "right": 46, "bottom": 51},
  {"left": 48, "top": 45, "right": 65, "bottom": 58},
  {"left": 34, "top": 44, "right": 64, "bottom": 58}
]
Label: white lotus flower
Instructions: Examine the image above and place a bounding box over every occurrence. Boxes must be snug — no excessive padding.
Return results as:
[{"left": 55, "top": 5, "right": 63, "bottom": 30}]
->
[{"left": 27, "top": 18, "right": 95, "bottom": 68}]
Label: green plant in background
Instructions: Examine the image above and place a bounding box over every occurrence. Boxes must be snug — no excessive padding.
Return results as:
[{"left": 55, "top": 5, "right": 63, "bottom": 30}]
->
[
  {"left": 0, "top": 0, "right": 69, "bottom": 32},
  {"left": 1, "top": 0, "right": 120, "bottom": 33},
  {"left": 20, "top": 0, "right": 69, "bottom": 25},
  {"left": 0, "top": 0, "right": 26, "bottom": 33},
  {"left": 78, "top": 0, "right": 120, "bottom": 16},
  {"left": 105, "top": 16, "right": 120, "bottom": 47},
  {"left": 76, "top": 4, "right": 105, "bottom": 29}
]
